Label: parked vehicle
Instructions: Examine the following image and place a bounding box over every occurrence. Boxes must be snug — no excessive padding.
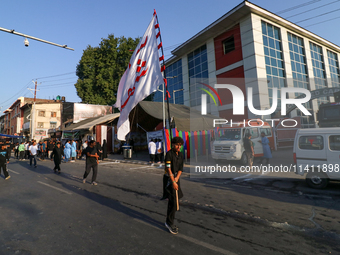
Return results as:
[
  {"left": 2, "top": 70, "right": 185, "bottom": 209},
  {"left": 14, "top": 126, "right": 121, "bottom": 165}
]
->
[
  {"left": 211, "top": 119, "right": 274, "bottom": 164},
  {"left": 293, "top": 127, "right": 340, "bottom": 189}
]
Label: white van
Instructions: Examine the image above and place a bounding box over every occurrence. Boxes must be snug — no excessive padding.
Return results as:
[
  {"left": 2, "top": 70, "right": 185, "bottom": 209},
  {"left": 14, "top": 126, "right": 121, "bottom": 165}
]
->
[
  {"left": 293, "top": 127, "right": 340, "bottom": 189},
  {"left": 211, "top": 120, "right": 274, "bottom": 164}
]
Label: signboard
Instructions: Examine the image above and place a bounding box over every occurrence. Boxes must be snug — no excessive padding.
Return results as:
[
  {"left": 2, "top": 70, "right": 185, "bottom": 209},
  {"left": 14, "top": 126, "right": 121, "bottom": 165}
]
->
[
  {"left": 73, "top": 103, "right": 112, "bottom": 123},
  {"left": 146, "top": 130, "right": 163, "bottom": 142},
  {"left": 35, "top": 130, "right": 47, "bottom": 136}
]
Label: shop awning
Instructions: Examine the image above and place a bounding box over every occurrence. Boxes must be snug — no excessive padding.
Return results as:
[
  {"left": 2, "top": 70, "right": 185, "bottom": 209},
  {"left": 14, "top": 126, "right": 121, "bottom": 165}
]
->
[
  {"left": 0, "top": 134, "right": 24, "bottom": 138},
  {"left": 138, "top": 101, "right": 218, "bottom": 131},
  {"left": 63, "top": 113, "right": 120, "bottom": 131}
]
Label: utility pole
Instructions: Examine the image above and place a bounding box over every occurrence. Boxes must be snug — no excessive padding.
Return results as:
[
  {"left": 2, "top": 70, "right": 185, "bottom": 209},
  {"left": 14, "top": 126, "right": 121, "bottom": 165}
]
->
[{"left": 28, "top": 80, "right": 40, "bottom": 141}]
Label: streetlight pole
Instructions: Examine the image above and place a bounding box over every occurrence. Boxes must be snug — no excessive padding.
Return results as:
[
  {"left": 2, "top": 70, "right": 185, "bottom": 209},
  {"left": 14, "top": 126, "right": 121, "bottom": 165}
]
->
[
  {"left": 0, "top": 27, "right": 74, "bottom": 51},
  {"left": 173, "top": 88, "right": 184, "bottom": 104}
]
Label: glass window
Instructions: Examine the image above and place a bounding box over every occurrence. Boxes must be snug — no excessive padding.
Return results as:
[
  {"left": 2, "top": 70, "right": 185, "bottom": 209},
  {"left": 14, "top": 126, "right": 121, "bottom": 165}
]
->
[
  {"left": 298, "top": 135, "right": 324, "bottom": 150},
  {"left": 329, "top": 135, "right": 340, "bottom": 151},
  {"left": 153, "top": 59, "right": 183, "bottom": 105},
  {"left": 244, "top": 128, "right": 259, "bottom": 139},
  {"left": 37, "top": 122, "right": 44, "bottom": 128},
  {"left": 262, "top": 21, "right": 285, "bottom": 116},
  {"left": 187, "top": 44, "right": 209, "bottom": 107},
  {"left": 51, "top": 112, "right": 57, "bottom": 117},
  {"left": 38, "top": 111, "right": 45, "bottom": 117},
  {"left": 310, "top": 42, "right": 328, "bottom": 106},
  {"left": 50, "top": 122, "right": 57, "bottom": 129},
  {"left": 327, "top": 50, "right": 340, "bottom": 88},
  {"left": 222, "top": 36, "right": 235, "bottom": 54},
  {"left": 260, "top": 128, "right": 272, "bottom": 136}
]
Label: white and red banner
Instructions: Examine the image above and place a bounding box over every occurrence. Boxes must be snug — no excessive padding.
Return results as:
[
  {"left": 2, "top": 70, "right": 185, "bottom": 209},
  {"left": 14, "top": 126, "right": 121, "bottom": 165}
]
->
[{"left": 114, "top": 13, "right": 164, "bottom": 140}]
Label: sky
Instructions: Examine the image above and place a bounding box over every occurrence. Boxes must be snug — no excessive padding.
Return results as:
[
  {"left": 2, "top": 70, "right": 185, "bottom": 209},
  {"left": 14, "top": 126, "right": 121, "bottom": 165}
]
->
[{"left": 1, "top": 0, "right": 339, "bottom": 114}]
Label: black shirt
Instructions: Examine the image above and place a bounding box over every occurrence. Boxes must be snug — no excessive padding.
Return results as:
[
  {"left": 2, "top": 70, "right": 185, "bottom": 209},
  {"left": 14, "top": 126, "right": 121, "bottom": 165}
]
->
[
  {"left": 86, "top": 146, "right": 98, "bottom": 165},
  {"left": 243, "top": 138, "right": 253, "bottom": 152},
  {"left": 165, "top": 149, "right": 183, "bottom": 175},
  {"left": 0, "top": 148, "right": 9, "bottom": 164}
]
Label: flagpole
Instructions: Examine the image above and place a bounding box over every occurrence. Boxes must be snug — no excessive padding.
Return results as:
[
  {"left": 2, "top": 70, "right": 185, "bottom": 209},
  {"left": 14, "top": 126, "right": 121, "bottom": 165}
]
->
[{"left": 154, "top": 10, "right": 172, "bottom": 143}]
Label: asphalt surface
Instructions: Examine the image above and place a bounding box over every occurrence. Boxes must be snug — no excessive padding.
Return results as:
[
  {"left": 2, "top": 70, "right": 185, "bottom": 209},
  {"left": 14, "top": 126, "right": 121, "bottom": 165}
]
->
[{"left": 1, "top": 155, "right": 340, "bottom": 255}]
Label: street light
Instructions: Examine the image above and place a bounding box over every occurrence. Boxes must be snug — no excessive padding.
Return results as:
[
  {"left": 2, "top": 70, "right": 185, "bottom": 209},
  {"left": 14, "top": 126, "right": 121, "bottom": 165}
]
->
[{"left": 173, "top": 88, "right": 184, "bottom": 104}]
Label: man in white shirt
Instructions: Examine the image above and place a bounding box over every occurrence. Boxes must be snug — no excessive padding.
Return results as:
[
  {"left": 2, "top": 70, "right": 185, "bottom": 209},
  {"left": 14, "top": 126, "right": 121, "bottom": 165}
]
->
[
  {"left": 148, "top": 139, "right": 156, "bottom": 164},
  {"left": 29, "top": 141, "right": 38, "bottom": 168}
]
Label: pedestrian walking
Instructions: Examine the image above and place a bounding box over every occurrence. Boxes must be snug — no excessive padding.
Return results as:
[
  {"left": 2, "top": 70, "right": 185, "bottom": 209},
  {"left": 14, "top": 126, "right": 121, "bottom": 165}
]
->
[
  {"left": 156, "top": 139, "right": 163, "bottom": 163},
  {"left": 258, "top": 132, "right": 272, "bottom": 164},
  {"left": 243, "top": 133, "right": 254, "bottom": 168},
  {"left": 163, "top": 136, "right": 184, "bottom": 235},
  {"left": 0, "top": 142, "right": 11, "bottom": 180},
  {"left": 71, "top": 139, "right": 77, "bottom": 162},
  {"left": 148, "top": 139, "right": 156, "bottom": 164},
  {"left": 18, "top": 142, "right": 25, "bottom": 160},
  {"left": 51, "top": 142, "right": 64, "bottom": 174},
  {"left": 64, "top": 140, "right": 71, "bottom": 163},
  {"left": 29, "top": 141, "right": 38, "bottom": 168},
  {"left": 83, "top": 140, "right": 99, "bottom": 185}
]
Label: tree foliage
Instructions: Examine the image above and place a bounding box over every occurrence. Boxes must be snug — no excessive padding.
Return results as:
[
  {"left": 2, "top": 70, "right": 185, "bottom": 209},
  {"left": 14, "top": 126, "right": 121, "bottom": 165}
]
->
[{"left": 75, "top": 34, "right": 140, "bottom": 105}]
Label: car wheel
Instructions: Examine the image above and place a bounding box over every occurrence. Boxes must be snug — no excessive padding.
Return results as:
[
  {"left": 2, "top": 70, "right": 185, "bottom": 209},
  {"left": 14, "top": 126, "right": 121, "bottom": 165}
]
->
[
  {"left": 306, "top": 171, "right": 329, "bottom": 189},
  {"left": 240, "top": 152, "right": 248, "bottom": 165}
]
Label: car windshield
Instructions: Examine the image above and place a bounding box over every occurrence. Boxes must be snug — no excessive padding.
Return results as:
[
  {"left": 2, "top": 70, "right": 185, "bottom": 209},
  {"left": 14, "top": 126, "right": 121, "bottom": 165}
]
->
[{"left": 217, "top": 129, "right": 241, "bottom": 141}]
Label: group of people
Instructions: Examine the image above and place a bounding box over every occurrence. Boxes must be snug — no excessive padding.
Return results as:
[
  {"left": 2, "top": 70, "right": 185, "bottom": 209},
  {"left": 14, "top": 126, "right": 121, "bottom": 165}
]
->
[
  {"left": 148, "top": 138, "right": 163, "bottom": 164},
  {"left": 243, "top": 131, "right": 273, "bottom": 168}
]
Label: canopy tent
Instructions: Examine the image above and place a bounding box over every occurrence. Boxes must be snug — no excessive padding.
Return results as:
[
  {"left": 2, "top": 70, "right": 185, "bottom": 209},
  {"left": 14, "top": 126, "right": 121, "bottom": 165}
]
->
[
  {"left": 63, "top": 113, "right": 120, "bottom": 132},
  {"left": 137, "top": 101, "right": 218, "bottom": 132},
  {"left": 0, "top": 134, "right": 24, "bottom": 138}
]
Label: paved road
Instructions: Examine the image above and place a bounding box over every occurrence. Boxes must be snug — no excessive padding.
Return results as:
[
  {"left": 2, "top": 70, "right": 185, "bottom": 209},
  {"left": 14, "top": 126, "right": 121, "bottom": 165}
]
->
[{"left": 1, "top": 157, "right": 339, "bottom": 255}]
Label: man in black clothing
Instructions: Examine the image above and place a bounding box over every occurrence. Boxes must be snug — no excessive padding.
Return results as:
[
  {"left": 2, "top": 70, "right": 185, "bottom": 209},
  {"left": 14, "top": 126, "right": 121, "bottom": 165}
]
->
[
  {"left": 51, "top": 142, "right": 64, "bottom": 174},
  {"left": 243, "top": 133, "right": 254, "bottom": 168},
  {"left": 163, "top": 136, "right": 184, "bottom": 235},
  {"left": 0, "top": 143, "right": 11, "bottom": 180},
  {"left": 83, "top": 140, "right": 99, "bottom": 185}
]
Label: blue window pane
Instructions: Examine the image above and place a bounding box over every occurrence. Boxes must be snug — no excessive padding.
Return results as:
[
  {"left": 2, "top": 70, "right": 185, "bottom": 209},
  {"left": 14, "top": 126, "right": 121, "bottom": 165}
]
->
[
  {"left": 274, "top": 28, "right": 280, "bottom": 40},
  {"left": 266, "top": 66, "right": 271, "bottom": 74},
  {"left": 202, "top": 70, "right": 208, "bottom": 78},
  {"left": 268, "top": 26, "right": 273, "bottom": 37},
  {"left": 201, "top": 54, "right": 207, "bottom": 63},
  {"left": 272, "top": 67, "right": 278, "bottom": 76},
  {"left": 194, "top": 57, "right": 200, "bottom": 66},
  {"left": 264, "top": 46, "right": 269, "bottom": 55},
  {"left": 265, "top": 56, "right": 270, "bottom": 65},
  {"left": 201, "top": 61, "right": 208, "bottom": 71},
  {"left": 269, "top": 38, "right": 275, "bottom": 48},
  {"left": 275, "top": 40, "right": 280, "bottom": 50},
  {"left": 271, "top": 58, "right": 277, "bottom": 66},
  {"left": 262, "top": 21, "right": 267, "bottom": 34},
  {"left": 263, "top": 36, "right": 268, "bottom": 46}
]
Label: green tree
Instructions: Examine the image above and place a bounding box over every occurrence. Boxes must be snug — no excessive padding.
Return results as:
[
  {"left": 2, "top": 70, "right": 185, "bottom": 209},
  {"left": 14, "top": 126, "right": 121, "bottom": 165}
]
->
[{"left": 75, "top": 34, "right": 140, "bottom": 105}]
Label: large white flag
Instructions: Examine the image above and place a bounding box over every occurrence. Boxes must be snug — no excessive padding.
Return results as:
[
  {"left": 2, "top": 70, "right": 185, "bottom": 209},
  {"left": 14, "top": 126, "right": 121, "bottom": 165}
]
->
[{"left": 114, "top": 15, "right": 163, "bottom": 140}]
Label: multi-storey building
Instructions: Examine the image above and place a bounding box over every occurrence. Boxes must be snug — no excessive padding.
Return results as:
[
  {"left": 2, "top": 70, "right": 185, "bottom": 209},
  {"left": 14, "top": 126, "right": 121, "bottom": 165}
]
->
[{"left": 153, "top": 1, "right": 340, "bottom": 128}]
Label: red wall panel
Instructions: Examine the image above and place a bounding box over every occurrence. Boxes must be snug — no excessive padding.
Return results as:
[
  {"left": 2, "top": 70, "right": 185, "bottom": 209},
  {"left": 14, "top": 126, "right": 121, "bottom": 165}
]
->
[{"left": 214, "top": 24, "right": 243, "bottom": 70}]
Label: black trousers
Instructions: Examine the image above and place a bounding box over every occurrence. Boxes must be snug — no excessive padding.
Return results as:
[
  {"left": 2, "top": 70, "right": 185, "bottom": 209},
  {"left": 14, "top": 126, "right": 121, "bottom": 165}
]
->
[
  {"left": 84, "top": 163, "right": 98, "bottom": 182},
  {"left": 166, "top": 189, "right": 177, "bottom": 227},
  {"left": 54, "top": 160, "right": 61, "bottom": 171},
  {"left": 0, "top": 163, "right": 9, "bottom": 178},
  {"left": 25, "top": 150, "right": 29, "bottom": 159},
  {"left": 19, "top": 151, "right": 25, "bottom": 160}
]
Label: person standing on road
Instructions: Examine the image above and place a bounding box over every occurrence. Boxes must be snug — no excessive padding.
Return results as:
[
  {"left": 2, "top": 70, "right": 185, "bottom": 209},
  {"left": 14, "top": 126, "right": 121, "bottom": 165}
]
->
[
  {"left": 18, "top": 142, "right": 25, "bottom": 161},
  {"left": 0, "top": 142, "right": 11, "bottom": 180},
  {"left": 48, "top": 140, "right": 54, "bottom": 159},
  {"left": 24, "top": 141, "right": 30, "bottom": 159},
  {"left": 71, "top": 139, "right": 77, "bottom": 162},
  {"left": 83, "top": 140, "right": 99, "bottom": 185},
  {"left": 102, "top": 139, "right": 107, "bottom": 159},
  {"left": 29, "top": 141, "right": 38, "bottom": 168},
  {"left": 148, "top": 139, "right": 156, "bottom": 164},
  {"left": 258, "top": 132, "right": 272, "bottom": 164},
  {"left": 243, "top": 133, "right": 254, "bottom": 168},
  {"left": 163, "top": 136, "right": 184, "bottom": 235},
  {"left": 64, "top": 140, "right": 71, "bottom": 163},
  {"left": 80, "top": 140, "right": 88, "bottom": 160},
  {"left": 40, "top": 141, "right": 46, "bottom": 161},
  {"left": 51, "top": 142, "right": 64, "bottom": 174}
]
